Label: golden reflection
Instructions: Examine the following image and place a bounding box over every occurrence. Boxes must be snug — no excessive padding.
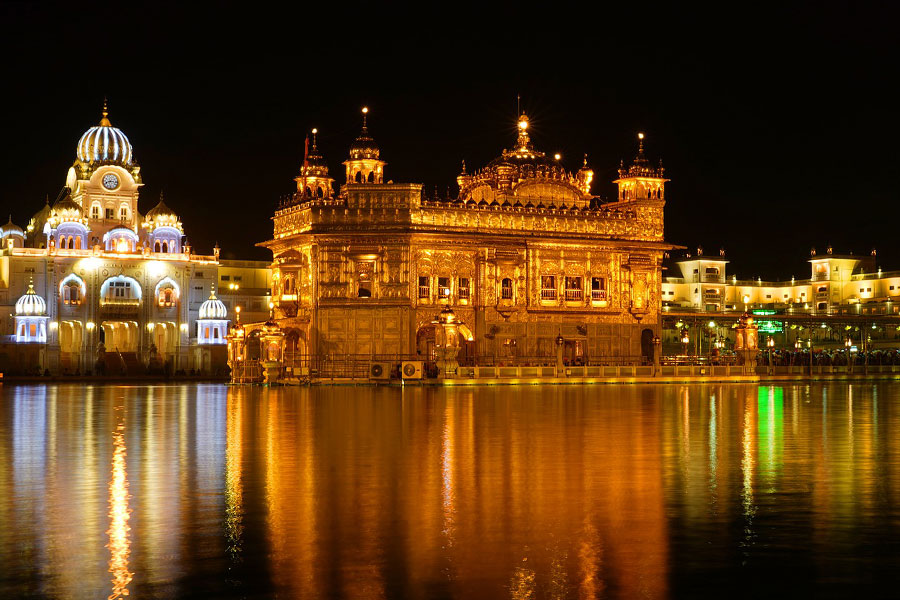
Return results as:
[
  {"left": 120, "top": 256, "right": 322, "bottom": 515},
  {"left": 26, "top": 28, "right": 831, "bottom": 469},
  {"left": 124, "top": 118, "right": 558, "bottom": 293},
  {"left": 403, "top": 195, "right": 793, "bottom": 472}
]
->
[
  {"left": 107, "top": 408, "right": 132, "bottom": 599},
  {"left": 441, "top": 398, "right": 455, "bottom": 546},
  {"left": 225, "top": 391, "right": 244, "bottom": 561}
]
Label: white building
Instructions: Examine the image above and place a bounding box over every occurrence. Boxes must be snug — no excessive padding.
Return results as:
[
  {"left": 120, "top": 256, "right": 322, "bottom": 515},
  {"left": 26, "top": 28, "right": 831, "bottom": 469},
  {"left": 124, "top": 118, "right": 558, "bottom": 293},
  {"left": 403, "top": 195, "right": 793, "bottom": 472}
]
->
[{"left": 0, "top": 103, "right": 272, "bottom": 375}]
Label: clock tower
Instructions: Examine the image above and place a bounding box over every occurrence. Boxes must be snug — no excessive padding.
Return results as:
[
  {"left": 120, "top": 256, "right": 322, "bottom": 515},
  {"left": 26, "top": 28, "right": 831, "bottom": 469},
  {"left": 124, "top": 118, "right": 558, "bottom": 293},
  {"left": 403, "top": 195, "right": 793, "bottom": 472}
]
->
[{"left": 67, "top": 99, "right": 143, "bottom": 245}]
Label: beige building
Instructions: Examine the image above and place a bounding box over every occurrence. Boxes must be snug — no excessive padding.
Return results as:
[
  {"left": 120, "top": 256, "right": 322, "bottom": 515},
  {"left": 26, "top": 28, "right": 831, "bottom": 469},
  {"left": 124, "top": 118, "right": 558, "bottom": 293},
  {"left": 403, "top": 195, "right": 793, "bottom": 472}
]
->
[
  {"left": 261, "top": 110, "right": 675, "bottom": 366},
  {"left": 662, "top": 247, "right": 898, "bottom": 317}
]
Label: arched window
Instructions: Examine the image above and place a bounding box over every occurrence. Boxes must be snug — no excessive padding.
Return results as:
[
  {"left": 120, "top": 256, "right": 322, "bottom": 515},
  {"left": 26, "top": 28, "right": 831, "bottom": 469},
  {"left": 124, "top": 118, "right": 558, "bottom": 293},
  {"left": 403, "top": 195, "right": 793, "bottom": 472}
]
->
[
  {"left": 75, "top": 237, "right": 82, "bottom": 249},
  {"left": 119, "top": 207, "right": 128, "bottom": 220},
  {"left": 100, "top": 276, "right": 142, "bottom": 306},
  {"left": 305, "top": 186, "right": 312, "bottom": 197},
  {"left": 367, "top": 171, "right": 375, "bottom": 183},
  {"left": 91, "top": 204, "right": 100, "bottom": 219},
  {"left": 155, "top": 278, "right": 179, "bottom": 307},
  {"left": 316, "top": 186, "right": 324, "bottom": 198},
  {"left": 162, "top": 242, "right": 168, "bottom": 253},
  {"left": 213, "top": 328, "right": 219, "bottom": 339},
  {"left": 355, "top": 171, "right": 362, "bottom": 183},
  {"left": 501, "top": 278, "right": 513, "bottom": 300},
  {"left": 154, "top": 241, "right": 161, "bottom": 252},
  {"left": 64, "top": 282, "right": 81, "bottom": 305}
]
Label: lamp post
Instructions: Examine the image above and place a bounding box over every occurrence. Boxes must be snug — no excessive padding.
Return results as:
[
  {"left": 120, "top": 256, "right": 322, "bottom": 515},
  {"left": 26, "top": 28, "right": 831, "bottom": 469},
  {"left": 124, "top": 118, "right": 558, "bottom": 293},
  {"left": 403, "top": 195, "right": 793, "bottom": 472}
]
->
[
  {"left": 555, "top": 333, "right": 564, "bottom": 375},
  {"left": 680, "top": 327, "right": 690, "bottom": 362},
  {"left": 767, "top": 336, "right": 775, "bottom": 374},
  {"left": 652, "top": 335, "right": 661, "bottom": 376},
  {"left": 845, "top": 336, "right": 853, "bottom": 374}
]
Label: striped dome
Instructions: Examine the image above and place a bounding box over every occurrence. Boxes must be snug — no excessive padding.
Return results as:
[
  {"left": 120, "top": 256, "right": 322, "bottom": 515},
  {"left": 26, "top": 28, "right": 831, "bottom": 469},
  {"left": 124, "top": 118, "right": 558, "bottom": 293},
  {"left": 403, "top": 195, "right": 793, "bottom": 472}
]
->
[
  {"left": 15, "top": 282, "right": 47, "bottom": 316},
  {"left": 199, "top": 290, "right": 227, "bottom": 319},
  {"left": 76, "top": 101, "right": 133, "bottom": 165}
]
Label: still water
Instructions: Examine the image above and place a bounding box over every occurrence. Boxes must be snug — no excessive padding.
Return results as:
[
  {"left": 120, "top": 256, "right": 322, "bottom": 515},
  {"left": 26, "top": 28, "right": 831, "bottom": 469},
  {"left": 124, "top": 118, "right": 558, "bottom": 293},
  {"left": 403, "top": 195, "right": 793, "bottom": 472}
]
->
[{"left": 0, "top": 383, "right": 898, "bottom": 599}]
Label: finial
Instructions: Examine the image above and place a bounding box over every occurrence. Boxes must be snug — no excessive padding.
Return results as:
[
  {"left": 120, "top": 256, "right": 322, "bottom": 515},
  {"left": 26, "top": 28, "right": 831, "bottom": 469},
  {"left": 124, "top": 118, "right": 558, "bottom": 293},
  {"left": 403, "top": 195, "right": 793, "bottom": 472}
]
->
[
  {"left": 361, "top": 106, "right": 369, "bottom": 130},
  {"left": 516, "top": 113, "right": 530, "bottom": 149},
  {"left": 159, "top": 190, "right": 165, "bottom": 203},
  {"left": 45, "top": 194, "right": 49, "bottom": 205},
  {"left": 99, "top": 97, "right": 111, "bottom": 126},
  {"left": 461, "top": 160, "right": 466, "bottom": 174},
  {"left": 583, "top": 153, "right": 588, "bottom": 167},
  {"left": 311, "top": 128, "right": 318, "bottom": 150},
  {"left": 638, "top": 132, "right": 645, "bottom": 153}
]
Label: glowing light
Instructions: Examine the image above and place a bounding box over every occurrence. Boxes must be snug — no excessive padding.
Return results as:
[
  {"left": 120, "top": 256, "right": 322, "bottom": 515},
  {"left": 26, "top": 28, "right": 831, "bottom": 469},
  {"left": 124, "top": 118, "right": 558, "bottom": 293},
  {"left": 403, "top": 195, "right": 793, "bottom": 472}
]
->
[
  {"left": 180, "top": 323, "right": 188, "bottom": 332},
  {"left": 311, "top": 128, "right": 317, "bottom": 134},
  {"left": 235, "top": 306, "right": 241, "bottom": 314},
  {"left": 116, "top": 239, "right": 129, "bottom": 253},
  {"left": 518, "top": 119, "right": 528, "bottom": 130},
  {"left": 638, "top": 132, "right": 645, "bottom": 140},
  {"left": 49, "top": 321, "right": 58, "bottom": 330},
  {"left": 86, "top": 321, "right": 95, "bottom": 330},
  {"left": 81, "top": 257, "right": 101, "bottom": 271},
  {"left": 146, "top": 322, "right": 154, "bottom": 331},
  {"left": 147, "top": 260, "right": 165, "bottom": 277},
  {"left": 268, "top": 302, "right": 275, "bottom": 310},
  {"left": 362, "top": 107, "right": 369, "bottom": 114},
  {"left": 554, "top": 153, "right": 561, "bottom": 160}
]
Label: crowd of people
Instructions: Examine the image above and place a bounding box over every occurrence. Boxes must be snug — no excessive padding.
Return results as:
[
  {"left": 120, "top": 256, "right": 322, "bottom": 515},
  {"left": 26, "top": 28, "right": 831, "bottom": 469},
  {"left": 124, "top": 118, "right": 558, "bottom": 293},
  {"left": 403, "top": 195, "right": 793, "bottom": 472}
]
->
[{"left": 754, "top": 348, "right": 900, "bottom": 367}]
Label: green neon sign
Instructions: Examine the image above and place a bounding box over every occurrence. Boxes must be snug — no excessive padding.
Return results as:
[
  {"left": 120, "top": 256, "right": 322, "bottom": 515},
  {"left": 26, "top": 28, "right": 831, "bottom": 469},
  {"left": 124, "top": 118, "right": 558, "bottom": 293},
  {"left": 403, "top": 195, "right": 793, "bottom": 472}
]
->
[{"left": 757, "top": 320, "right": 783, "bottom": 334}]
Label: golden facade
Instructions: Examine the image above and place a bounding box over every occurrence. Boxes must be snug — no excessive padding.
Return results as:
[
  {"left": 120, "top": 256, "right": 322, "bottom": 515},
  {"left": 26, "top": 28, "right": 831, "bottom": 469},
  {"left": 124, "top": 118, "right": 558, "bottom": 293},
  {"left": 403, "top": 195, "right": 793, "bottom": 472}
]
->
[{"left": 262, "top": 110, "right": 675, "bottom": 363}]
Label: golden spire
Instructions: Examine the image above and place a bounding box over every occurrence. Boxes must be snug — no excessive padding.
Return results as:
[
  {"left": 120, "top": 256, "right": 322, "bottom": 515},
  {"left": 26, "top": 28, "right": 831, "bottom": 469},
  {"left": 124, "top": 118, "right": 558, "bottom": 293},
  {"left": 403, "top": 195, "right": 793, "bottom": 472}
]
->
[
  {"left": 311, "top": 128, "right": 318, "bottom": 150},
  {"left": 100, "top": 97, "right": 111, "bottom": 126},
  {"left": 638, "top": 132, "right": 645, "bottom": 154},
  {"left": 361, "top": 106, "right": 369, "bottom": 131}
]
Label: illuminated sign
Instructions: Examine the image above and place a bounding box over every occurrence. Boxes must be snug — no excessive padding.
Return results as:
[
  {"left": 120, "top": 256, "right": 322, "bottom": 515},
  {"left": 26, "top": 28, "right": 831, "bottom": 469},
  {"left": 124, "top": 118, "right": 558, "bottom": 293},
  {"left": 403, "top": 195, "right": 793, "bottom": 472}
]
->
[
  {"left": 751, "top": 309, "right": 777, "bottom": 316},
  {"left": 757, "top": 320, "right": 783, "bottom": 334}
]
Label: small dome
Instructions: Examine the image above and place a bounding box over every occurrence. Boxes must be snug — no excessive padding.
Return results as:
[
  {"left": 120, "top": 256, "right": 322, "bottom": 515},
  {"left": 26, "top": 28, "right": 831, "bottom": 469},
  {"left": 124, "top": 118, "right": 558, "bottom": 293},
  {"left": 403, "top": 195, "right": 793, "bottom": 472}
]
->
[
  {"left": 76, "top": 100, "right": 133, "bottom": 165},
  {"left": 51, "top": 189, "right": 83, "bottom": 221},
  {"left": 349, "top": 108, "right": 380, "bottom": 160},
  {"left": 146, "top": 192, "right": 177, "bottom": 220},
  {"left": 199, "top": 289, "right": 227, "bottom": 319},
  {"left": 16, "top": 282, "right": 47, "bottom": 316},
  {"left": 1, "top": 215, "right": 24, "bottom": 237}
]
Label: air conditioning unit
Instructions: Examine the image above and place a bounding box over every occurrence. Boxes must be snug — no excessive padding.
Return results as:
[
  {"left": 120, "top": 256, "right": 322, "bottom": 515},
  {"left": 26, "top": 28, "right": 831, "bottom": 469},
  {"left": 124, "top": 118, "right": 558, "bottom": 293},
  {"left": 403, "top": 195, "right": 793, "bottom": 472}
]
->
[
  {"left": 401, "top": 361, "right": 424, "bottom": 380},
  {"left": 369, "top": 362, "right": 391, "bottom": 380}
]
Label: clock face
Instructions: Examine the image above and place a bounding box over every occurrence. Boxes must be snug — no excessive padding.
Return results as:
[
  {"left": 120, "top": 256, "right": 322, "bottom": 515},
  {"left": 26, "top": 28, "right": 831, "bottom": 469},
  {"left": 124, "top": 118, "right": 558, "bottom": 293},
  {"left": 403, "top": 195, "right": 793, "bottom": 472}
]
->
[{"left": 102, "top": 173, "right": 119, "bottom": 190}]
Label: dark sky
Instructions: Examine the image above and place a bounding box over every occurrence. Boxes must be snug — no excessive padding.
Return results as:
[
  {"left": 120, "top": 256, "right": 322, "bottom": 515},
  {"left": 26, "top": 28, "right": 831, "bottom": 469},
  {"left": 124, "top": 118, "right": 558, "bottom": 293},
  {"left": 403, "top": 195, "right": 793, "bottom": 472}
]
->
[{"left": 1, "top": 2, "right": 898, "bottom": 280}]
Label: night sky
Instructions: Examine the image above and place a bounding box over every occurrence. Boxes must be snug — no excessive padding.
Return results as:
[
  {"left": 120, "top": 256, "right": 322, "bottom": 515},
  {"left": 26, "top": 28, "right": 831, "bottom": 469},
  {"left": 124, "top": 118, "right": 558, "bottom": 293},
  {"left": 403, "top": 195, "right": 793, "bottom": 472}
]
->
[{"left": 1, "top": 2, "right": 897, "bottom": 279}]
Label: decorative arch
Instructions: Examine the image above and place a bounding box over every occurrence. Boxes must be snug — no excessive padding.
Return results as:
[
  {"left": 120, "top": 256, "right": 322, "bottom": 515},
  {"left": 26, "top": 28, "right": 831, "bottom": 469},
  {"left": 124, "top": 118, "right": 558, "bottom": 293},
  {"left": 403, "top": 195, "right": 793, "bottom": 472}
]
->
[
  {"left": 99, "top": 275, "right": 142, "bottom": 305},
  {"left": 154, "top": 277, "right": 180, "bottom": 307},
  {"left": 59, "top": 273, "right": 87, "bottom": 305},
  {"left": 103, "top": 227, "right": 139, "bottom": 253}
]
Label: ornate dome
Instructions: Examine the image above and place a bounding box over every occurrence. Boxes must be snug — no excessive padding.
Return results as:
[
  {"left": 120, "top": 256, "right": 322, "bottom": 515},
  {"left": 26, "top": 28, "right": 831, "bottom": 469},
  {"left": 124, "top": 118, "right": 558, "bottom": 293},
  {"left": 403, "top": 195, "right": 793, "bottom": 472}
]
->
[
  {"left": 199, "top": 289, "right": 227, "bottom": 319},
  {"left": 146, "top": 192, "right": 177, "bottom": 219},
  {"left": 50, "top": 189, "right": 83, "bottom": 221},
  {"left": 16, "top": 282, "right": 47, "bottom": 316},
  {"left": 76, "top": 100, "right": 133, "bottom": 165},
  {"left": 1, "top": 215, "right": 24, "bottom": 237},
  {"left": 349, "top": 107, "right": 380, "bottom": 160}
]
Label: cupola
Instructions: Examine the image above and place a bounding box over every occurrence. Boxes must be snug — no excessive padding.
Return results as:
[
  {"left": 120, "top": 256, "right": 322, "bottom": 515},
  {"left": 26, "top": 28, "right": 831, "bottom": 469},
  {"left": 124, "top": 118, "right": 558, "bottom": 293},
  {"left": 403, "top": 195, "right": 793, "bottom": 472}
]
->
[{"left": 344, "top": 107, "right": 387, "bottom": 184}]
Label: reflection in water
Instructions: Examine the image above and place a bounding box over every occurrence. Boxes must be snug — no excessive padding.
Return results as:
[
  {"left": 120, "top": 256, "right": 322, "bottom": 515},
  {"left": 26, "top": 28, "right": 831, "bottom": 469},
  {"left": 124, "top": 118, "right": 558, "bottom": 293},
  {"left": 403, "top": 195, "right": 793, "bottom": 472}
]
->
[
  {"left": 2, "top": 383, "right": 900, "bottom": 599},
  {"left": 107, "top": 406, "right": 132, "bottom": 599}
]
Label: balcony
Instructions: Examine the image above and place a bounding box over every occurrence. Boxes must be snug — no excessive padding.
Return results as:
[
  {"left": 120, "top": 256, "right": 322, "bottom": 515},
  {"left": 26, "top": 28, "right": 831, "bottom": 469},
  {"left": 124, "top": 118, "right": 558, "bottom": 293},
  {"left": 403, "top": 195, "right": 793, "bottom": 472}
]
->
[
  {"left": 565, "top": 289, "right": 583, "bottom": 302},
  {"left": 540, "top": 289, "right": 557, "bottom": 301}
]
